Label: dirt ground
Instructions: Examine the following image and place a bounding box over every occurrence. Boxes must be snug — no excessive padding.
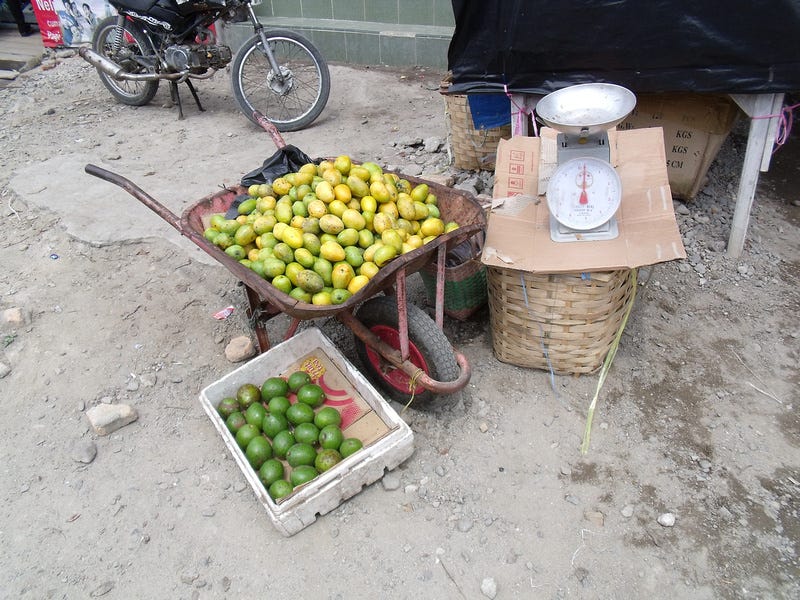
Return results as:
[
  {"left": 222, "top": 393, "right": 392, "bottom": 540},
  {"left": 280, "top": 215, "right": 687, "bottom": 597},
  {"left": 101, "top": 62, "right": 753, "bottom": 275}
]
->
[{"left": 1, "top": 51, "right": 798, "bottom": 600}]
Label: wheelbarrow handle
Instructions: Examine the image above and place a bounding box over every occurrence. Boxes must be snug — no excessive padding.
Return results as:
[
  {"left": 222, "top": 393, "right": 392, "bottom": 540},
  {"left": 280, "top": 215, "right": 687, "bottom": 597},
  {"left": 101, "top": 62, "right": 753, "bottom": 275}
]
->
[
  {"left": 339, "top": 311, "right": 472, "bottom": 396},
  {"left": 416, "top": 352, "right": 472, "bottom": 395},
  {"left": 84, "top": 163, "right": 182, "bottom": 231},
  {"left": 253, "top": 111, "right": 287, "bottom": 150}
]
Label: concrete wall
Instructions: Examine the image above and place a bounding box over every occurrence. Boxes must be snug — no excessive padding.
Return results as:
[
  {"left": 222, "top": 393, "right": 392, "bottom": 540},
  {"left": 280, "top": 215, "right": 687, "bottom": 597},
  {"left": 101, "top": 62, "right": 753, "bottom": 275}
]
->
[{"left": 233, "top": 0, "right": 455, "bottom": 70}]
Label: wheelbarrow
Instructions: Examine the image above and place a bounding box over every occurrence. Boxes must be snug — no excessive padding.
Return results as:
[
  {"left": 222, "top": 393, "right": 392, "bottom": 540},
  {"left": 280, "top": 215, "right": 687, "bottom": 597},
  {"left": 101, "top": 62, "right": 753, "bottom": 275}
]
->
[{"left": 84, "top": 120, "right": 486, "bottom": 406}]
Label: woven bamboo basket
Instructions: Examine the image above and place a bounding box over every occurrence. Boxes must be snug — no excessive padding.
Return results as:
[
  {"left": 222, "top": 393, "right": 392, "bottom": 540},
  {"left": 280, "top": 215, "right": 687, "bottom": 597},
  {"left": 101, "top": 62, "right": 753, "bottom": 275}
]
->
[
  {"left": 443, "top": 93, "right": 511, "bottom": 171},
  {"left": 487, "top": 268, "right": 637, "bottom": 374}
]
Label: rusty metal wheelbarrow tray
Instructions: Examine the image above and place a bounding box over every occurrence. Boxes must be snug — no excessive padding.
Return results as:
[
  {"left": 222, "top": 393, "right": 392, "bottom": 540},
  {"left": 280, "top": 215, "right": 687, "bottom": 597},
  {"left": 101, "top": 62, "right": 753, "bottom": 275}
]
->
[{"left": 182, "top": 176, "right": 486, "bottom": 320}]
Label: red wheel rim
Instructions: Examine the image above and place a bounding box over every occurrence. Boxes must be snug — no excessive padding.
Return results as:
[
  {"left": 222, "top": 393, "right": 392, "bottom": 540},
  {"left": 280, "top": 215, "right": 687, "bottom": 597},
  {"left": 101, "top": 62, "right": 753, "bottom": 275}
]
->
[{"left": 365, "top": 325, "right": 429, "bottom": 395}]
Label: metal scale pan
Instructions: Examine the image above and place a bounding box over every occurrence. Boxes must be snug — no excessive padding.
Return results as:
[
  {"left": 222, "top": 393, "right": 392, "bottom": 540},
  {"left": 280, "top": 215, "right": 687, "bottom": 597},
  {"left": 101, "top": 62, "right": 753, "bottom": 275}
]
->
[{"left": 535, "top": 83, "right": 637, "bottom": 141}]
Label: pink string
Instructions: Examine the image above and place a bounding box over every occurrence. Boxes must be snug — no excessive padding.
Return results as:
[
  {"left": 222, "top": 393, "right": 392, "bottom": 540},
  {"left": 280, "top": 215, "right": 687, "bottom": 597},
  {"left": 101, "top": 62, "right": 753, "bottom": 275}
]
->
[
  {"left": 753, "top": 102, "right": 799, "bottom": 153},
  {"left": 504, "top": 84, "right": 538, "bottom": 136}
]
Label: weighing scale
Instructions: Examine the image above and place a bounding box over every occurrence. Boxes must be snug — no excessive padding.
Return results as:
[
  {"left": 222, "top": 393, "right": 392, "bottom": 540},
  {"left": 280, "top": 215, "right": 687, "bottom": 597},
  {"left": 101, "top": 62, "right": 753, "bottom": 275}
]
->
[{"left": 535, "top": 83, "right": 637, "bottom": 242}]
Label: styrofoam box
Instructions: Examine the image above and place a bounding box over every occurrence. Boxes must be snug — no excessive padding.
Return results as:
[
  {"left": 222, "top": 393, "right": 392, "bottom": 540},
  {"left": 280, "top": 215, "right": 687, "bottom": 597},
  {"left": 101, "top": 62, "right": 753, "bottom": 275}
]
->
[{"left": 199, "top": 327, "right": 415, "bottom": 537}]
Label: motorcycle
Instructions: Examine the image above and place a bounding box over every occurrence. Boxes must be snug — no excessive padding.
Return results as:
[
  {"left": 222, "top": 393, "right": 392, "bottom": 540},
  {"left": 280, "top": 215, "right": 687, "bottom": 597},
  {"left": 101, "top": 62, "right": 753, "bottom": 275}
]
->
[{"left": 78, "top": 0, "right": 330, "bottom": 131}]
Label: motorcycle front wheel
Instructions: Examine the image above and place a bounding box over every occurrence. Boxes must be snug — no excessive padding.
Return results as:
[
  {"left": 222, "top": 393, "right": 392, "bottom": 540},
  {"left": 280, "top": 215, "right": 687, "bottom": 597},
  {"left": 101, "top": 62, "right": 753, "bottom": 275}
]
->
[
  {"left": 231, "top": 29, "right": 330, "bottom": 132},
  {"left": 92, "top": 16, "right": 159, "bottom": 106}
]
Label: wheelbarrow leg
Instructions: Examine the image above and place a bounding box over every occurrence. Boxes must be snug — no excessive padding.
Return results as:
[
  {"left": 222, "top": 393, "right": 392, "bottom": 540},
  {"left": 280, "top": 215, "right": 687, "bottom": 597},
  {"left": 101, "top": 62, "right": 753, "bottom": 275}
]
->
[
  {"left": 243, "top": 283, "right": 302, "bottom": 353},
  {"left": 283, "top": 317, "right": 301, "bottom": 342},
  {"left": 434, "top": 244, "right": 446, "bottom": 329},
  {"left": 395, "top": 268, "right": 410, "bottom": 362},
  {"left": 244, "top": 284, "right": 271, "bottom": 352}
]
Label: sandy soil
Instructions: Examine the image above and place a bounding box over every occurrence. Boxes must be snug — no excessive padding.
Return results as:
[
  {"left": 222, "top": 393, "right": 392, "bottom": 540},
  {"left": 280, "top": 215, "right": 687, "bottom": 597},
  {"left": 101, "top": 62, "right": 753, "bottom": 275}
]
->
[{"left": 1, "top": 51, "right": 798, "bottom": 599}]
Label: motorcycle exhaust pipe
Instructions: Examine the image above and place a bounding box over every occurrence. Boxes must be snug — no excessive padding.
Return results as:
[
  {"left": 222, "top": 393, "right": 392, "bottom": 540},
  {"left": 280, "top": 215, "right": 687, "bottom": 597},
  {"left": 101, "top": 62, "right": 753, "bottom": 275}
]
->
[{"left": 78, "top": 47, "right": 186, "bottom": 82}]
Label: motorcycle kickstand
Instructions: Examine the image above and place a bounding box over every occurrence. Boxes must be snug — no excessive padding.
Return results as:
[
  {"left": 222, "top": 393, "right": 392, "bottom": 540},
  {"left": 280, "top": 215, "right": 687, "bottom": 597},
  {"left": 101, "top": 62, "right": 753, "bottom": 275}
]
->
[
  {"left": 169, "top": 81, "right": 186, "bottom": 120},
  {"left": 185, "top": 79, "right": 205, "bottom": 113},
  {"left": 168, "top": 80, "right": 205, "bottom": 120}
]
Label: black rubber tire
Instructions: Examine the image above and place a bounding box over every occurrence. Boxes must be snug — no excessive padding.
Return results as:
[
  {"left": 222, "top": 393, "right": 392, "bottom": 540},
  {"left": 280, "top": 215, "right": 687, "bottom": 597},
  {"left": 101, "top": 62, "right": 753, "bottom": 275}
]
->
[
  {"left": 92, "top": 16, "right": 159, "bottom": 106},
  {"left": 231, "top": 29, "right": 331, "bottom": 132},
  {"left": 353, "top": 296, "right": 460, "bottom": 407}
]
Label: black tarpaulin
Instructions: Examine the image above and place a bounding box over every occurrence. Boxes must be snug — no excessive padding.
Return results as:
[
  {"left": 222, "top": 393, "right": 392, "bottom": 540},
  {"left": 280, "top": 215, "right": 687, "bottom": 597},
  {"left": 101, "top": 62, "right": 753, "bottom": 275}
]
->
[{"left": 447, "top": 0, "right": 800, "bottom": 95}]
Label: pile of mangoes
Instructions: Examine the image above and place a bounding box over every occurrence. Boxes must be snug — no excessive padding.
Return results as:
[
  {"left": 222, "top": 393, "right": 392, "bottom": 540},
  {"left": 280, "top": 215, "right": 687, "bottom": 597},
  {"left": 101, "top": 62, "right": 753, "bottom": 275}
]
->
[{"left": 203, "top": 157, "right": 459, "bottom": 305}]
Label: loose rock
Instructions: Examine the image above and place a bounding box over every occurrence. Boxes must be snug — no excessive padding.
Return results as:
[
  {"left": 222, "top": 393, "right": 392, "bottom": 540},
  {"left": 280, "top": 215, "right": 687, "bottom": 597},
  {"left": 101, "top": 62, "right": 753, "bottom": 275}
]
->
[
  {"left": 72, "top": 440, "right": 98, "bottom": 464},
  {"left": 86, "top": 403, "right": 138, "bottom": 436},
  {"left": 456, "top": 518, "right": 473, "bottom": 532},
  {"left": 89, "top": 581, "right": 115, "bottom": 597},
  {"left": 423, "top": 137, "right": 443, "bottom": 152},
  {"left": 480, "top": 577, "right": 498, "bottom": 599},
  {"left": 421, "top": 172, "right": 455, "bottom": 187},
  {"left": 403, "top": 163, "right": 424, "bottom": 176},
  {"left": 658, "top": 512, "right": 676, "bottom": 527},
  {"left": 2, "top": 307, "right": 26, "bottom": 326},
  {"left": 584, "top": 510, "right": 605, "bottom": 527},
  {"left": 381, "top": 471, "right": 401, "bottom": 491},
  {"left": 224, "top": 336, "right": 256, "bottom": 362}
]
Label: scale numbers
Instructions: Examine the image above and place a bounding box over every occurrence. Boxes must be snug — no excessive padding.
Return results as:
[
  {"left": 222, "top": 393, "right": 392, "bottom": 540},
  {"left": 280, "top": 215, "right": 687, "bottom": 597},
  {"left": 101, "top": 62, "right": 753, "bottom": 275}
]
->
[{"left": 546, "top": 157, "right": 622, "bottom": 231}]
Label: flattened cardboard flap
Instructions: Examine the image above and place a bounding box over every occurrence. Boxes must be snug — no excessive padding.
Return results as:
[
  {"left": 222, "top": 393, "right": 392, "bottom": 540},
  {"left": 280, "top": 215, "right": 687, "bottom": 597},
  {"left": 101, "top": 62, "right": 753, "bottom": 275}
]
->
[{"left": 483, "top": 128, "right": 686, "bottom": 273}]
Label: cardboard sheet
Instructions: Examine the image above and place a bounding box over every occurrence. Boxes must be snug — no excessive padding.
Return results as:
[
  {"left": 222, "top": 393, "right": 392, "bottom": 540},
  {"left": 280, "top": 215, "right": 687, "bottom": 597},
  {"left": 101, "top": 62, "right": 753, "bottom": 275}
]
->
[
  {"left": 285, "top": 351, "right": 384, "bottom": 444},
  {"left": 483, "top": 128, "right": 686, "bottom": 274}
]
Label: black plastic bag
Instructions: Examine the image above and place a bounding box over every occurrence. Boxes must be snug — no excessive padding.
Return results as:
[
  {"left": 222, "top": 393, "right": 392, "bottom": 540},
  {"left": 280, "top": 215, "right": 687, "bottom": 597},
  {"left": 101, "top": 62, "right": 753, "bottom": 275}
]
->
[{"left": 240, "top": 145, "right": 316, "bottom": 187}]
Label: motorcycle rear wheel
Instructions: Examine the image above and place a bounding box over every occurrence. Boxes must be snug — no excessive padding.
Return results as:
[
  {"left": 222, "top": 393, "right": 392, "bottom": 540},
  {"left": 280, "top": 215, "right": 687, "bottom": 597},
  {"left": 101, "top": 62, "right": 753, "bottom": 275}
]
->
[
  {"left": 231, "top": 29, "right": 330, "bottom": 132},
  {"left": 92, "top": 17, "right": 159, "bottom": 106}
]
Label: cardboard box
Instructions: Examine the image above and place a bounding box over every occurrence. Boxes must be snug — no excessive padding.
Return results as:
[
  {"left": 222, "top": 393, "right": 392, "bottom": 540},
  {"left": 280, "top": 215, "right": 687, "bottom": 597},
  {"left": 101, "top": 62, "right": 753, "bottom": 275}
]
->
[
  {"left": 618, "top": 93, "right": 740, "bottom": 200},
  {"left": 199, "top": 328, "right": 414, "bottom": 537},
  {"left": 484, "top": 127, "right": 686, "bottom": 274}
]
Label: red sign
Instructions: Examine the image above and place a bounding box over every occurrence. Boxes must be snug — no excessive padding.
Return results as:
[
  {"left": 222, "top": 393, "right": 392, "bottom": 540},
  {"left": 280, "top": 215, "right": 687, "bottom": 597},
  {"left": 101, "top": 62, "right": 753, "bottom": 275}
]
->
[{"left": 31, "top": 0, "right": 63, "bottom": 47}]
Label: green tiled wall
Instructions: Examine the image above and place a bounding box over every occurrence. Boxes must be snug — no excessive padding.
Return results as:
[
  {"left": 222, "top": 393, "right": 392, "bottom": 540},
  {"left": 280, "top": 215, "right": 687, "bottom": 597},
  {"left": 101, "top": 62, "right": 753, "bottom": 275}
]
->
[
  {"left": 269, "top": 0, "right": 302, "bottom": 18},
  {"left": 332, "top": 0, "right": 365, "bottom": 21},
  {"left": 248, "top": 1, "right": 455, "bottom": 69},
  {"left": 365, "top": 0, "right": 399, "bottom": 23},
  {"left": 399, "top": 0, "right": 433, "bottom": 26},
  {"left": 263, "top": 0, "right": 455, "bottom": 26},
  {"left": 301, "top": 0, "right": 334, "bottom": 19}
]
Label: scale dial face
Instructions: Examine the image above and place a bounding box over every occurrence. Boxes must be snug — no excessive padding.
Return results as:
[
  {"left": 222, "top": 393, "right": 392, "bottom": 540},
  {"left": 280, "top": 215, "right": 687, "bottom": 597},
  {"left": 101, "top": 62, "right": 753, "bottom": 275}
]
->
[{"left": 546, "top": 156, "right": 622, "bottom": 231}]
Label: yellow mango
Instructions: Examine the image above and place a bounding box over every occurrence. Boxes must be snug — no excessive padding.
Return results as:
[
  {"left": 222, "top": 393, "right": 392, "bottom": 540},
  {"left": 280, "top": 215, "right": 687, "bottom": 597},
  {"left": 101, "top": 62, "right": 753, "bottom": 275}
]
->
[
  {"left": 369, "top": 180, "right": 390, "bottom": 203},
  {"left": 331, "top": 262, "right": 355, "bottom": 289},
  {"left": 315, "top": 181, "right": 335, "bottom": 203},
  {"left": 420, "top": 217, "right": 445, "bottom": 238},
  {"left": 373, "top": 245, "right": 398, "bottom": 267},
  {"left": 319, "top": 214, "right": 345, "bottom": 235},
  {"left": 320, "top": 240, "right": 346, "bottom": 263},
  {"left": 341, "top": 208, "right": 366, "bottom": 231}
]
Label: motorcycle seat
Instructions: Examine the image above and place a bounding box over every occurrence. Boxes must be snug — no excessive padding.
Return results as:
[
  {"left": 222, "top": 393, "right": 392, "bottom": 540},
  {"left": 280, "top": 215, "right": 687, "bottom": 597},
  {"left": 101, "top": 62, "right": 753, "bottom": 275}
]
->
[{"left": 116, "top": 0, "right": 160, "bottom": 13}]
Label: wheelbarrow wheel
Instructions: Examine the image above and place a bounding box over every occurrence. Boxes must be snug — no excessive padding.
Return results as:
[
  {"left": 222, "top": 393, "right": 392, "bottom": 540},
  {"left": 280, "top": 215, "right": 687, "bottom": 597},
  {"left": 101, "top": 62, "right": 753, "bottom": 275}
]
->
[{"left": 353, "top": 296, "right": 459, "bottom": 407}]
